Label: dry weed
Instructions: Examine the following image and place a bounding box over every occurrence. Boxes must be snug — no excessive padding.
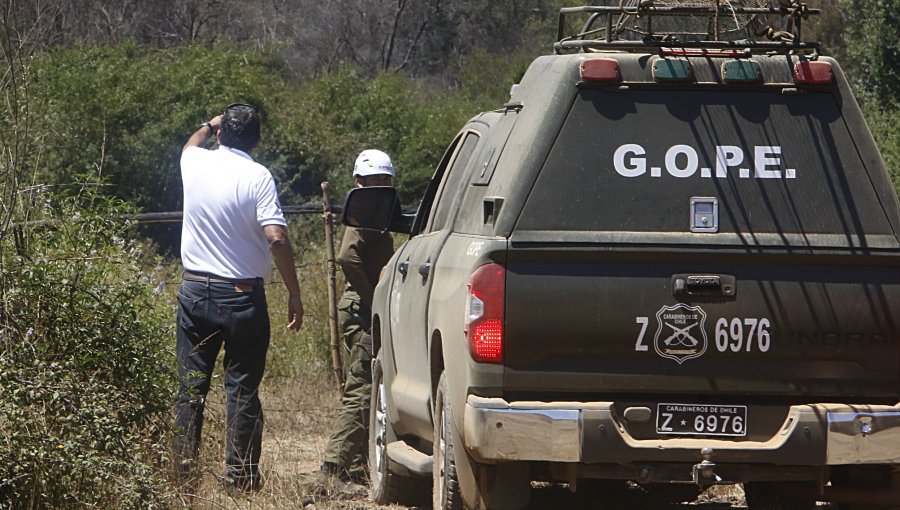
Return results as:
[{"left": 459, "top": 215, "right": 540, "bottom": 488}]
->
[{"left": 174, "top": 368, "right": 409, "bottom": 510}]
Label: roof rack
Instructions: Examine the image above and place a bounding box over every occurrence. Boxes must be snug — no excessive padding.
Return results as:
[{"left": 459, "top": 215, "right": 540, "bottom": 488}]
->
[{"left": 555, "top": 2, "right": 820, "bottom": 54}]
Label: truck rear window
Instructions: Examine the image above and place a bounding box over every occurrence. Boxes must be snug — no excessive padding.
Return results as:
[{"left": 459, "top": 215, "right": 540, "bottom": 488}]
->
[{"left": 515, "top": 89, "right": 897, "bottom": 249}]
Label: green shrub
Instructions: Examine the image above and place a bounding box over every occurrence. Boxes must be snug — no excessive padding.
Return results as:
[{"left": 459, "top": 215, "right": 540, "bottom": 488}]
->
[
  {"left": 838, "top": 0, "right": 900, "bottom": 106},
  {"left": 0, "top": 186, "right": 177, "bottom": 509},
  {"left": 28, "top": 43, "right": 293, "bottom": 215},
  {"left": 862, "top": 102, "right": 900, "bottom": 191},
  {"left": 27, "top": 45, "right": 478, "bottom": 221},
  {"left": 266, "top": 65, "right": 474, "bottom": 204}
]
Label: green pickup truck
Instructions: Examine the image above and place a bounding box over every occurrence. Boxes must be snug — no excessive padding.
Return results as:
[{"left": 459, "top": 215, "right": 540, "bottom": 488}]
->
[{"left": 343, "top": 4, "right": 900, "bottom": 509}]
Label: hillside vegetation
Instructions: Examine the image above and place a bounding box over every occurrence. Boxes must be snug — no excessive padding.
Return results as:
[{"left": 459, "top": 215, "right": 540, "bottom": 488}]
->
[{"left": 1, "top": 1, "right": 898, "bottom": 508}]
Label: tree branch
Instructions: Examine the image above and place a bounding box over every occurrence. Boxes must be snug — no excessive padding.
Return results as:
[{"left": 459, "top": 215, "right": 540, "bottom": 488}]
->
[
  {"left": 382, "top": 0, "right": 408, "bottom": 71},
  {"left": 395, "top": 0, "right": 443, "bottom": 72}
]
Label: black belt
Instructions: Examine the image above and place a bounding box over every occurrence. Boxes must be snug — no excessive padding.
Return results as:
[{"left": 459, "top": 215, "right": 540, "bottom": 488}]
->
[{"left": 183, "top": 270, "right": 262, "bottom": 287}]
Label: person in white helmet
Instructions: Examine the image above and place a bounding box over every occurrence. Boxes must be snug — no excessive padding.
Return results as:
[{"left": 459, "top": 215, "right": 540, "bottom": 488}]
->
[{"left": 316, "top": 149, "right": 396, "bottom": 492}]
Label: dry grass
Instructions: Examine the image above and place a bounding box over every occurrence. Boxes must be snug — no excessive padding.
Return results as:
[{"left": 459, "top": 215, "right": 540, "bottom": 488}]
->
[
  {"left": 175, "top": 366, "right": 750, "bottom": 510},
  {"left": 177, "top": 369, "right": 404, "bottom": 510}
]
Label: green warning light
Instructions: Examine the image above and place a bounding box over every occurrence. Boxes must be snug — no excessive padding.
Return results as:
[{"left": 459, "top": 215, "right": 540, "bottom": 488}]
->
[
  {"left": 653, "top": 59, "right": 692, "bottom": 82},
  {"left": 722, "top": 60, "right": 762, "bottom": 83}
]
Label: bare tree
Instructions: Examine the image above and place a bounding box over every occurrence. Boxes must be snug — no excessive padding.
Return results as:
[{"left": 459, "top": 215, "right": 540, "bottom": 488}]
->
[
  {"left": 1, "top": 0, "right": 60, "bottom": 300},
  {"left": 266, "top": 0, "right": 553, "bottom": 77},
  {"left": 1, "top": 0, "right": 563, "bottom": 80}
]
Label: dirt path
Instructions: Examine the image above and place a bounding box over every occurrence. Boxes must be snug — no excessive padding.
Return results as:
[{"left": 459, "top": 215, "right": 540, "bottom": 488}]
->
[
  {"left": 186, "top": 373, "right": 758, "bottom": 509},
  {"left": 186, "top": 373, "right": 398, "bottom": 510}
]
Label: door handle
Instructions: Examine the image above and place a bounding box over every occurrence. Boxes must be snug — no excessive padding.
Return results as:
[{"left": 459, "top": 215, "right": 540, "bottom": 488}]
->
[
  {"left": 672, "top": 274, "right": 736, "bottom": 297},
  {"left": 418, "top": 262, "right": 432, "bottom": 278},
  {"left": 398, "top": 261, "right": 409, "bottom": 276}
]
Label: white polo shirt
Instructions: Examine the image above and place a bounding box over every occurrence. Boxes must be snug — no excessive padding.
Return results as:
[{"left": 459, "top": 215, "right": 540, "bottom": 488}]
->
[{"left": 180, "top": 145, "right": 287, "bottom": 279}]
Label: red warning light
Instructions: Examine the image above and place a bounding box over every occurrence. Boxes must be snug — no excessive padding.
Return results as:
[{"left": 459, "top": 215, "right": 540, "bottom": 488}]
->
[
  {"left": 580, "top": 58, "right": 620, "bottom": 82},
  {"left": 794, "top": 61, "right": 833, "bottom": 84}
]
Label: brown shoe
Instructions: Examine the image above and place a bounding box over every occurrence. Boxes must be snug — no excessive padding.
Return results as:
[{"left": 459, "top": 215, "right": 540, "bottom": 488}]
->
[{"left": 302, "top": 464, "right": 366, "bottom": 502}]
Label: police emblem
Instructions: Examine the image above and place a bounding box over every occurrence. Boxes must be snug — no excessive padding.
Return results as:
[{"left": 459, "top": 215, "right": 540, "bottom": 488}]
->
[{"left": 654, "top": 304, "right": 708, "bottom": 364}]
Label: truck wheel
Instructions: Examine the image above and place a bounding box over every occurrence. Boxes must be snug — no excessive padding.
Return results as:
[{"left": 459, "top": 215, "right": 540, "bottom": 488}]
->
[
  {"left": 830, "top": 465, "right": 893, "bottom": 510},
  {"left": 369, "top": 357, "right": 429, "bottom": 505},
  {"left": 743, "top": 482, "right": 817, "bottom": 510},
  {"left": 434, "top": 372, "right": 464, "bottom": 510}
]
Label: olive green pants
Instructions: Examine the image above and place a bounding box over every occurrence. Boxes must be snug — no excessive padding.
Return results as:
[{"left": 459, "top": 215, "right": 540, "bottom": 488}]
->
[{"left": 322, "top": 292, "right": 372, "bottom": 475}]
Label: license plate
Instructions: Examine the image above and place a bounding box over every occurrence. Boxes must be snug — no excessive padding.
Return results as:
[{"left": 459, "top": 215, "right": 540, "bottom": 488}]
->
[{"left": 656, "top": 403, "right": 747, "bottom": 437}]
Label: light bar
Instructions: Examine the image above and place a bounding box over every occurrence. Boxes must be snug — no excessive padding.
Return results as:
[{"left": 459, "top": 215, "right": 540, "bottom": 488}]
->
[{"left": 662, "top": 48, "right": 751, "bottom": 58}]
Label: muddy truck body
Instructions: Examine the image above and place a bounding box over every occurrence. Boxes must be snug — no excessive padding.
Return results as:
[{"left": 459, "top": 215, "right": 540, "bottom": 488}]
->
[{"left": 343, "top": 4, "right": 900, "bottom": 509}]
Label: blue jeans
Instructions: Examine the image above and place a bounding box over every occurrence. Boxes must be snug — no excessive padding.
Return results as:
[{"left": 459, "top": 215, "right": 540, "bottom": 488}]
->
[{"left": 173, "top": 279, "right": 269, "bottom": 490}]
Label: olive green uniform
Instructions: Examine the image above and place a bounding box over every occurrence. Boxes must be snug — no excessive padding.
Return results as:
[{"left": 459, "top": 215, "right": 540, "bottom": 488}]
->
[{"left": 322, "top": 226, "right": 393, "bottom": 476}]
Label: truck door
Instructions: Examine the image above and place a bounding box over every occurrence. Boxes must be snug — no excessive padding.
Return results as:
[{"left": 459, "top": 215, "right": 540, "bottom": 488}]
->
[{"left": 389, "top": 130, "right": 483, "bottom": 437}]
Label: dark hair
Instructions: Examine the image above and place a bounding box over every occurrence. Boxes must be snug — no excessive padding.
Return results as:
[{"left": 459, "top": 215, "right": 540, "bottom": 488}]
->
[{"left": 219, "top": 103, "right": 260, "bottom": 152}]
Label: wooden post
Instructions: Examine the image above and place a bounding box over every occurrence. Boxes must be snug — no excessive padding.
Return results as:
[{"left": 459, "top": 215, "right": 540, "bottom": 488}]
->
[{"left": 322, "top": 182, "right": 344, "bottom": 388}]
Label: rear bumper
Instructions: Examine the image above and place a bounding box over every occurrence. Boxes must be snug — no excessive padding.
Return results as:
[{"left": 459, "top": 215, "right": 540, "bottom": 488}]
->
[{"left": 464, "top": 396, "right": 900, "bottom": 466}]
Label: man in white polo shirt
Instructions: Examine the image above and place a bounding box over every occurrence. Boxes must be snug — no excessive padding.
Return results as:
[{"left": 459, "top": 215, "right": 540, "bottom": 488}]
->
[{"left": 174, "top": 103, "right": 304, "bottom": 493}]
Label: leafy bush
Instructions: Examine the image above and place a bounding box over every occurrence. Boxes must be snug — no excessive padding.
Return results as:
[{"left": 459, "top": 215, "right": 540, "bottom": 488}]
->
[
  {"left": 28, "top": 43, "right": 293, "bottom": 213},
  {"left": 838, "top": 0, "right": 900, "bottom": 106},
  {"left": 264, "top": 65, "right": 475, "bottom": 205},
  {"left": 0, "top": 186, "right": 176, "bottom": 509},
  {"left": 836, "top": 0, "right": 900, "bottom": 191},
  {"left": 863, "top": 102, "right": 900, "bottom": 191},
  {"left": 27, "top": 45, "right": 480, "bottom": 226}
]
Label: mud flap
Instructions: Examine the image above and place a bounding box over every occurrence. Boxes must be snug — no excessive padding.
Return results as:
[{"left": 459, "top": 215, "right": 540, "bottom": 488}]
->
[{"left": 453, "top": 424, "right": 531, "bottom": 510}]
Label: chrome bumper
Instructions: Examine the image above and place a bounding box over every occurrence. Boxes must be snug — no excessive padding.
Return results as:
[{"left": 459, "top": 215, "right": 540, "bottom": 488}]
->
[
  {"left": 464, "top": 396, "right": 900, "bottom": 465},
  {"left": 827, "top": 410, "right": 900, "bottom": 464}
]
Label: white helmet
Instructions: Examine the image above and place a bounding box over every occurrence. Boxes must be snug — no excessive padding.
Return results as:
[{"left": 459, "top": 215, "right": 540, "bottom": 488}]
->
[{"left": 353, "top": 149, "right": 395, "bottom": 177}]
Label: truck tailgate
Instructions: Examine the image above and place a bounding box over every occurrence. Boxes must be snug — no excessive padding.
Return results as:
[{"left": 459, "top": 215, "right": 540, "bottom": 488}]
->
[
  {"left": 503, "top": 249, "right": 900, "bottom": 402},
  {"left": 502, "top": 84, "right": 900, "bottom": 403}
]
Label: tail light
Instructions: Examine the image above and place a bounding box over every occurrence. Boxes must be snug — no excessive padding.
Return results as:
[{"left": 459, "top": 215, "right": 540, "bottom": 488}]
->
[{"left": 465, "top": 263, "right": 505, "bottom": 363}]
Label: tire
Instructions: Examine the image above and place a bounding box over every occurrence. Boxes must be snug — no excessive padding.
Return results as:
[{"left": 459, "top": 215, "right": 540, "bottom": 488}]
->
[
  {"left": 368, "top": 357, "right": 429, "bottom": 505},
  {"left": 434, "top": 372, "right": 464, "bottom": 510},
  {"left": 831, "top": 465, "right": 893, "bottom": 510},
  {"left": 743, "top": 481, "right": 817, "bottom": 510}
]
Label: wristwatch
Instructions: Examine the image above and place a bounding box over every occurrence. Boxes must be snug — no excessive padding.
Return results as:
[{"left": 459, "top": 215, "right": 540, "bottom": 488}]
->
[{"left": 200, "top": 121, "right": 214, "bottom": 133}]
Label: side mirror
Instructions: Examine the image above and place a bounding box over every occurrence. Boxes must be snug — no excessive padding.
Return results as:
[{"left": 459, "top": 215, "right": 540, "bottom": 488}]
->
[{"left": 341, "top": 187, "right": 413, "bottom": 235}]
